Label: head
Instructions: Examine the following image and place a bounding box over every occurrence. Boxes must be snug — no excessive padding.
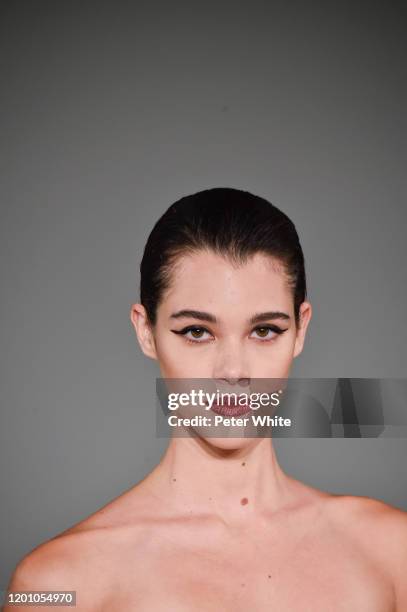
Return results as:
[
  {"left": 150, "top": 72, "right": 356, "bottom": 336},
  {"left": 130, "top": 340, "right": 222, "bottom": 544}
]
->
[{"left": 130, "top": 187, "right": 312, "bottom": 447}]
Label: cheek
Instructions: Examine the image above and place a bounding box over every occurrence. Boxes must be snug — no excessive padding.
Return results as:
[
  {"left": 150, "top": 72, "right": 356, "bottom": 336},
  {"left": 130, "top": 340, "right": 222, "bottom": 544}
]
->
[
  {"left": 154, "top": 333, "right": 199, "bottom": 377},
  {"left": 252, "top": 336, "right": 296, "bottom": 377}
]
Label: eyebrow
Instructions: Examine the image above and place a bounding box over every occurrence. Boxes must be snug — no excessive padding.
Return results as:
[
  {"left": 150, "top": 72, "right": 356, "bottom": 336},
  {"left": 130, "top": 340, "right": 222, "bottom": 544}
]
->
[{"left": 169, "top": 309, "right": 291, "bottom": 324}]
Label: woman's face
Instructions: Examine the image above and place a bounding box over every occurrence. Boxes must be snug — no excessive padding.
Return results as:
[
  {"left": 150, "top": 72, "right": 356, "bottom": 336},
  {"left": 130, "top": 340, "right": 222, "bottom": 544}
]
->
[
  {"left": 133, "top": 250, "right": 311, "bottom": 378},
  {"left": 131, "top": 249, "right": 312, "bottom": 448}
]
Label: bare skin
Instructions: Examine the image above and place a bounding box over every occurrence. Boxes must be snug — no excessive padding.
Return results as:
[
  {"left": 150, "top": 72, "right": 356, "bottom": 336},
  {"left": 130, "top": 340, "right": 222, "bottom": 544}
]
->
[
  {"left": 4, "top": 252, "right": 407, "bottom": 611},
  {"left": 5, "top": 459, "right": 407, "bottom": 611}
]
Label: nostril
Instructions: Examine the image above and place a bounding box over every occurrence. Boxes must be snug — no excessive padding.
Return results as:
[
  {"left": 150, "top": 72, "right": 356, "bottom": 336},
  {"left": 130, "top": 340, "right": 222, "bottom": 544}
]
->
[{"left": 215, "top": 377, "right": 251, "bottom": 386}]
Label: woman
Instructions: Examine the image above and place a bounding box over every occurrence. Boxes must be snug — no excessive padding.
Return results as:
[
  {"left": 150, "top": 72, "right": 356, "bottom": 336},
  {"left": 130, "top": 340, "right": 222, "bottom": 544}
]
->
[{"left": 5, "top": 188, "right": 407, "bottom": 611}]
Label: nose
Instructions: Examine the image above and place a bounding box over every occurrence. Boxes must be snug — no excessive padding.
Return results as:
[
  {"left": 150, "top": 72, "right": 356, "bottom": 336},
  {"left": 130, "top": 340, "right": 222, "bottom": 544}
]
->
[
  {"left": 212, "top": 339, "right": 250, "bottom": 385},
  {"left": 215, "top": 377, "right": 251, "bottom": 388}
]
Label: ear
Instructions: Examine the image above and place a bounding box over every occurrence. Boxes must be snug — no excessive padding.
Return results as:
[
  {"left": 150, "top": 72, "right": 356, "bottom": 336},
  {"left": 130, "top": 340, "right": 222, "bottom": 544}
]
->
[
  {"left": 293, "top": 301, "right": 312, "bottom": 358},
  {"left": 129, "top": 303, "right": 157, "bottom": 360}
]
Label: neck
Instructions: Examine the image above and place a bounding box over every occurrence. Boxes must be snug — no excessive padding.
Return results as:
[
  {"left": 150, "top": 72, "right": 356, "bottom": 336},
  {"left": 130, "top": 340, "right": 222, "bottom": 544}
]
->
[{"left": 143, "top": 434, "right": 295, "bottom": 526}]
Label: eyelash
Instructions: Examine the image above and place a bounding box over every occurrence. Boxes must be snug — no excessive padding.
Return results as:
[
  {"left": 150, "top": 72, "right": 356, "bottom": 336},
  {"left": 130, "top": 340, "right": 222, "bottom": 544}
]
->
[{"left": 171, "top": 325, "right": 287, "bottom": 345}]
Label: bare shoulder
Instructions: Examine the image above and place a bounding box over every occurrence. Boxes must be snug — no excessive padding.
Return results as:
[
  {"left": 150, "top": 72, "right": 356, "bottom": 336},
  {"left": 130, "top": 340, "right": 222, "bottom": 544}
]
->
[
  {"left": 326, "top": 492, "right": 407, "bottom": 539},
  {"left": 4, "top": 485, "right": 157, "bottom": 611},
  {"left": 3, "top": 529, "right": 110, "bottom": 612},
  {"left": 325, "top": 493, "right": 407, "bottom": 609}
]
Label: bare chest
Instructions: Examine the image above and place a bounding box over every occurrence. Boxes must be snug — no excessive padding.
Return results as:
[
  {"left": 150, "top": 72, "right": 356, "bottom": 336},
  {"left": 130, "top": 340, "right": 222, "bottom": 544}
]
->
[{"left": 100, "top": 528, "right": 395, "bottom": 612}]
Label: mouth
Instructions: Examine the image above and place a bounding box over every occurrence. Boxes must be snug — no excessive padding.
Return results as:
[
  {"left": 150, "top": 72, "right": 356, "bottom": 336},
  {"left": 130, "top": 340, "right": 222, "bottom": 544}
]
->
[{"left": 207, "top": 401, "right": 252, "bottom": 417}]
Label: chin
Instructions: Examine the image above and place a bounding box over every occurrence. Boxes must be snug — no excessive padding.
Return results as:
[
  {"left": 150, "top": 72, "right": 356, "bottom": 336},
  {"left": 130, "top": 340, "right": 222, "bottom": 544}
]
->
[{"left": 200, "top": 435, "right": 254, "bottom": 452}]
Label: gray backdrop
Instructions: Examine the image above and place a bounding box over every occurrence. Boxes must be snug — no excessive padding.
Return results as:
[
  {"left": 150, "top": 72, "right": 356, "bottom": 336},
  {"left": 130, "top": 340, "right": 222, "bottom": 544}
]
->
[{"left": 1, "top": 0, "right": 406, "bottom": 589}]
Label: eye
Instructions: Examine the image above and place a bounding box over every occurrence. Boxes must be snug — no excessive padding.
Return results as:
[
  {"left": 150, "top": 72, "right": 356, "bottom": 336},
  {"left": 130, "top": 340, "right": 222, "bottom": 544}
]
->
[
  {"left": 250, "top": 325, "right": 286, "bottom": 341},
  {"left": 170, "top": 326, "right": 213, "bottom": 344},
  {"left": 170, "top": 324, "right": 287, "bottom": 345}
]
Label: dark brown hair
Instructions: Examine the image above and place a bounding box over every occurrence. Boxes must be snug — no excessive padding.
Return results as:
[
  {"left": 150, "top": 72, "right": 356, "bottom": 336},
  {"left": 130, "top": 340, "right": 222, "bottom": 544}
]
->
[{"left": 140, "top": 187, "right": 307, "bottom": 327}]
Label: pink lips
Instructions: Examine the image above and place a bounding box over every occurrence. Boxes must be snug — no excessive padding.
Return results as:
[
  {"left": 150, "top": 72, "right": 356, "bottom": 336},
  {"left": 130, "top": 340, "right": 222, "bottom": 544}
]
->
[{"left": 209, "top": 402, "right": 252, "bottom": 417}]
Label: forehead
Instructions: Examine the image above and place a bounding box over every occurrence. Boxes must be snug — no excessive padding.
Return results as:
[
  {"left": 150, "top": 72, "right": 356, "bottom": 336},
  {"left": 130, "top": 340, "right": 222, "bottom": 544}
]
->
[{"left": 162, "top": 250, "right": 293, "bottom": 313}]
